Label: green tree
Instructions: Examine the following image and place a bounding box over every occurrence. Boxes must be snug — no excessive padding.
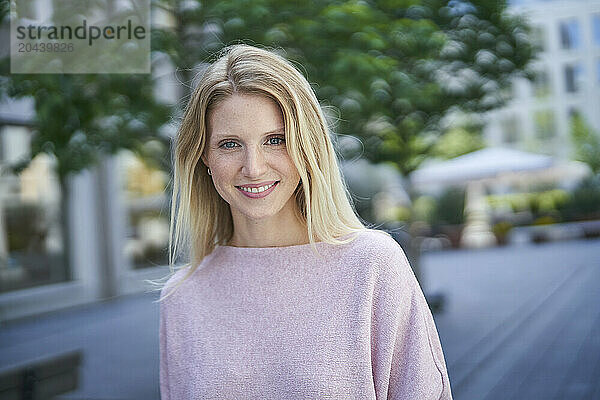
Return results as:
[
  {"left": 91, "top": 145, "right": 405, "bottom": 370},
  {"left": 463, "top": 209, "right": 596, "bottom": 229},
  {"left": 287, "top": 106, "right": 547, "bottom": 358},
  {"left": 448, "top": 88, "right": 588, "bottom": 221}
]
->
[
  {"left": 570, "top": 113, "right": 600, "bottom": 175},
  {"left": 431, "top": 126, "right": 485, "bottom": 159},
  {"left": 1, "top": 2, "right": 171, "bottom": 181},
  {"left": 2, "top": 0, "right": 536, "bottom": 178},
  {"left": 1, "top": 74, "right": 172, "bottom": 180},
  {"left": 153, "top": 0, "right": 535, "bottom": 174}
]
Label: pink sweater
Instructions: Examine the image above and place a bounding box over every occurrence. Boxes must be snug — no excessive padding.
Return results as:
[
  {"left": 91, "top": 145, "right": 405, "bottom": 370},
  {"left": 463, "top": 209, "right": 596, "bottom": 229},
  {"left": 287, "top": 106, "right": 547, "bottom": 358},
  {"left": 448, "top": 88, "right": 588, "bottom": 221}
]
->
[{"left": 159, "top": 229, "right": 452, "bottom": 399}]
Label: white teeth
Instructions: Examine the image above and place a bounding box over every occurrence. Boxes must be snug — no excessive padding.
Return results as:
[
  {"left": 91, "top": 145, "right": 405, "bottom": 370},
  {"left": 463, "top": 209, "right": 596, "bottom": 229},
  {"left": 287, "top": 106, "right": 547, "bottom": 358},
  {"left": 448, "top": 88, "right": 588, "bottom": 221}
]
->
[{"left": 240, "top": 182, "right": 276, "bottom": 193}]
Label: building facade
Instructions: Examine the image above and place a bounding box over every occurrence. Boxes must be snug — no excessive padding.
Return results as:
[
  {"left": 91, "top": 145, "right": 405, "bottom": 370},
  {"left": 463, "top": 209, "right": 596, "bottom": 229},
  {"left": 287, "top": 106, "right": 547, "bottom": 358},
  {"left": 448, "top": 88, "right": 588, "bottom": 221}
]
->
[
  {"left": 0, "top": 0, "right": 180, "bottom": 322},
  {"left": 484, "top": 0, "right": 600, "bottom": 159}
]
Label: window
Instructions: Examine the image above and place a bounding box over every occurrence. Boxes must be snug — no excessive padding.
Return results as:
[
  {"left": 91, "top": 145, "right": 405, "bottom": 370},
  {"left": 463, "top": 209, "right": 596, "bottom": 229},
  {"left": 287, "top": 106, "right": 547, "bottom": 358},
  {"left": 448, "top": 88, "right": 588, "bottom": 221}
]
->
[
  {"left": 118, "top": 150, "right": 170, "bottom": 269},
  {"left": 0, "top": 125, "right": 69, "bottom": 293},
  {"left": 532, "top": 68, "right": 551, "bottom": 98},
  {"left": 534, "top": 110, "right": 556, "bottom": 140},
  {"left": 531, "top": 26, "right": 546, "bottom": 51},
  {"left": 559, "top": 19, "right": 580, "bottom": 50},
  {"left": 564, "top": 64, "right": 584, "bottom": 93},
  {"left": 593, "top": 14, "right": 600, "bottom": 47},
  {"left": 501, "top": 115, "right": 520, "bottom": 144}
]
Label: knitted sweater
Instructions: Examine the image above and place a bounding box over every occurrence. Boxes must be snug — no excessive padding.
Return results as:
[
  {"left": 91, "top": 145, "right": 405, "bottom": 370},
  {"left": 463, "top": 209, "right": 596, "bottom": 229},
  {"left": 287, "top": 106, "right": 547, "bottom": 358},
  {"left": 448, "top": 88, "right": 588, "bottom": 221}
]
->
[{"left": 159, "top": 229, "right": 452, "bottom": 399}]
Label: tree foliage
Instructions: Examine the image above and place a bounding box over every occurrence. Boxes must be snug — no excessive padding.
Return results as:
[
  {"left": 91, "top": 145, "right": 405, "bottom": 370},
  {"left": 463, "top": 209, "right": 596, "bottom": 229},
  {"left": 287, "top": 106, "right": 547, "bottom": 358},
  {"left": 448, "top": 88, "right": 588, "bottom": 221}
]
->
[
  {"left": 153, "top": 0, "right": 536, "bottom": 174},
  {"left": 1, "top": 73, "right": 172, "bottom": 180},
  {"left": 1, "top": 0, "right": 536, "bottom": 178},
  {"left": 431, "top": 125, "right": 485, "bottom": 160},
  {"left": 0, "top": 1, "right": 171, "bottom": 181}
]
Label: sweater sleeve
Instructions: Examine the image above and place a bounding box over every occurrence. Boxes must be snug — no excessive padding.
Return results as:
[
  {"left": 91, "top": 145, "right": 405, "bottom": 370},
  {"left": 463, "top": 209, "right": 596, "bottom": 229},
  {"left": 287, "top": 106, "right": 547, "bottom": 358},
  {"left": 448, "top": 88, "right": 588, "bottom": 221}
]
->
[
  {"left": 159, "top": 298, "right": 171, "bottom": 400},
  {"left": 370, "top": 237, "right": 453, "bottom": 400}
]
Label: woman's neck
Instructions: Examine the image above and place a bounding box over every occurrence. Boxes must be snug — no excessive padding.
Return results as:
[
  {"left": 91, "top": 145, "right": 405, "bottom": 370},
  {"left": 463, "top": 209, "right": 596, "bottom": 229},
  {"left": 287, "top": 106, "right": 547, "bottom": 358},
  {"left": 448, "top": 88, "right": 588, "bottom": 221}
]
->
[{"left": 227, "top": 215, "right": 310, "bottom": 248}]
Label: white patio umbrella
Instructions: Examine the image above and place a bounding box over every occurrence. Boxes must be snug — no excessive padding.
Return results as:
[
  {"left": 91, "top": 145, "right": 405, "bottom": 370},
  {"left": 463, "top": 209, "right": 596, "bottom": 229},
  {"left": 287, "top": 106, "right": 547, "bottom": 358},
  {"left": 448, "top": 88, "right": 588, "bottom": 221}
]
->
[{"left": 410, "top": 147, "right": 555, "bottom": 188}]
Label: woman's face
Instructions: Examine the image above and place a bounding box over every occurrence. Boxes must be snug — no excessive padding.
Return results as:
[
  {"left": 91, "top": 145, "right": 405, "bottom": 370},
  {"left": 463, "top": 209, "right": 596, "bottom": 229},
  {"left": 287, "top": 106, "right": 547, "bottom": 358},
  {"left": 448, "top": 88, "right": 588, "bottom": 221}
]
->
[{"left": 202, "top": 93, "right": 301, "bottom": 223}]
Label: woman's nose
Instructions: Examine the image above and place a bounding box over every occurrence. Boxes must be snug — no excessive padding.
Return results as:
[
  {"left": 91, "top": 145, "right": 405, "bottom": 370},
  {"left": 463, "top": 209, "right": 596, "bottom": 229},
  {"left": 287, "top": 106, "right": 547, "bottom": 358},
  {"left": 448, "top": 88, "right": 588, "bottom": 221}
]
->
[{"left": 241, "top": 146, "right": 268, "bottom": 178}]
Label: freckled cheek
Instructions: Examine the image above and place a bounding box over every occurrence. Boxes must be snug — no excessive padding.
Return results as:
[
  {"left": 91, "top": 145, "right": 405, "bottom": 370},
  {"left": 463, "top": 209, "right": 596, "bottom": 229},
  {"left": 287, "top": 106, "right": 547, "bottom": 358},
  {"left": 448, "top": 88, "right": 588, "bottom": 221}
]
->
[
  {"left": 278, "top": 154, "right": 300, "bottom": 176},
  {"left": 206, "top": 157, "right": 237, "bottom": 189},
  {"left": 269, "top": 156, "right": 297, "bottom": 177}
]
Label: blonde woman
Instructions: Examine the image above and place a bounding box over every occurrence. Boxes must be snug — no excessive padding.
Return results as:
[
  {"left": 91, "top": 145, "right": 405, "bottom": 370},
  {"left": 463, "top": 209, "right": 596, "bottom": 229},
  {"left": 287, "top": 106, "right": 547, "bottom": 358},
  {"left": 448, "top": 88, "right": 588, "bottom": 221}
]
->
[{"left": 157, "top": 44, "right": 453, "bottom": 399}]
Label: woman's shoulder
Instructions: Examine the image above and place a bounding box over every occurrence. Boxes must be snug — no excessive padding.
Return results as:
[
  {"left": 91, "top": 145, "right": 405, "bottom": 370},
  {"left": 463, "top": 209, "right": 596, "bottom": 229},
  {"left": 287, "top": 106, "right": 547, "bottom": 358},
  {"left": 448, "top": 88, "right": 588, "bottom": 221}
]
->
[
  {"left": 348, "top": 228, "right": 405, "bottom": 259},
  {"left": 159, "top": 264, "right": 196, "bottom": 302},
  {"left": 159, "top": 248, "right": 222, "bottom": 301},
  {"left": 347, "top": 228, "right": 414, "bottom": 283}
]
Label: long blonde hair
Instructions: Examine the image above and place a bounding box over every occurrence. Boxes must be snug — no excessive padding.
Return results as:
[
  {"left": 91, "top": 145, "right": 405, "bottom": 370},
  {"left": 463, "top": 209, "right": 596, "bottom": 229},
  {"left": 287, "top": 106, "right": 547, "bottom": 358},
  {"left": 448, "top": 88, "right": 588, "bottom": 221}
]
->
[{"left": 152, "top": 44, "right": 370, "bottom": 301}]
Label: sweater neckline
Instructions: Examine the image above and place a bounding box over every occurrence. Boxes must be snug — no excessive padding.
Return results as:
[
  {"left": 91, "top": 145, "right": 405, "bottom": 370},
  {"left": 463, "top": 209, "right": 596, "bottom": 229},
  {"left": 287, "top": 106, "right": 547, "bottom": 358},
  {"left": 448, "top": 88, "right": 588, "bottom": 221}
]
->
[{"left": 213, "top": 231, "right": 363, "bottom": 254}]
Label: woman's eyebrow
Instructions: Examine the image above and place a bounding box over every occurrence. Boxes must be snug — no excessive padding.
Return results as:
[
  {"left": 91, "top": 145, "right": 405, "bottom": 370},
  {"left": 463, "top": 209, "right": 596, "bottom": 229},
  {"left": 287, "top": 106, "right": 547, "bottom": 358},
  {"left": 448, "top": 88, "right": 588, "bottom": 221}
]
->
[
  {"left": 263, "top": 127, "right": 285, "bottom": 135},
  {"left": 211, "top": 127, "right": 285, "bottom": 140}
]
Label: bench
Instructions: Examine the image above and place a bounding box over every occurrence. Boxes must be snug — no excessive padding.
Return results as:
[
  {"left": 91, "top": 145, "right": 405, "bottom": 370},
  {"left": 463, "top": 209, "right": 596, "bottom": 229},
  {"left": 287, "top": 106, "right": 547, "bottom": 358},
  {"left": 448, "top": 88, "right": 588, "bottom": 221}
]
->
[{"left": 0, "top": 350, "right": 82, "bottom": 400}]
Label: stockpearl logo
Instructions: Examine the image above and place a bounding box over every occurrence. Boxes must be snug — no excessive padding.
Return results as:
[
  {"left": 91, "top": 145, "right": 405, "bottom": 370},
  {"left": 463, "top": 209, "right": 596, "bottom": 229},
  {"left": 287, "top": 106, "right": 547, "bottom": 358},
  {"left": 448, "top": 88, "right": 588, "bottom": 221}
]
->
[{"left": 10, "top": 0, "right": 150, "bottom": 74}]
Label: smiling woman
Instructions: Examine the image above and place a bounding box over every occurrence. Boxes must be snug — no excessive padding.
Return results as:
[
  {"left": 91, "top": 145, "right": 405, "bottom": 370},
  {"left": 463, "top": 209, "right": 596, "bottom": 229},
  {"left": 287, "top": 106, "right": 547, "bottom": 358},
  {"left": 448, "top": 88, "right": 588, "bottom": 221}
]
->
[
  {"left": 201, "top": 93, "right": 306, "bottom": 244},
  {"left": 153, "top": 44, "right": 453, "bottom": 400},
  {"left": 164, "top": 44, "right": 369, "bottom": 269}
]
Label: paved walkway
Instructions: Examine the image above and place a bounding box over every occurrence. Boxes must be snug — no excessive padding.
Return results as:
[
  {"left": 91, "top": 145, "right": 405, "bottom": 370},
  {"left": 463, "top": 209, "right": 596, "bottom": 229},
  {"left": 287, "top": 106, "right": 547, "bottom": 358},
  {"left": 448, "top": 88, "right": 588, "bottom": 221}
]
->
[
  {"left": 424, "top": 237, "right": 600, "bottom": 400},
  {"left": 0, "top": 292, "right": 161, "bottom": 400},
  {"left": 1, "top": 237, "right": 599, "bottom": 399}
]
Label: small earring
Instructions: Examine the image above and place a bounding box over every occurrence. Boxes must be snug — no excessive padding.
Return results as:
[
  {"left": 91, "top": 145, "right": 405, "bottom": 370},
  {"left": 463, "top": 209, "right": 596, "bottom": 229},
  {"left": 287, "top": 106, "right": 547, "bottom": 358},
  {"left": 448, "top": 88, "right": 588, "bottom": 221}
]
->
[{"left": 207, "top": 168, "right": 212, "bottom": 175}]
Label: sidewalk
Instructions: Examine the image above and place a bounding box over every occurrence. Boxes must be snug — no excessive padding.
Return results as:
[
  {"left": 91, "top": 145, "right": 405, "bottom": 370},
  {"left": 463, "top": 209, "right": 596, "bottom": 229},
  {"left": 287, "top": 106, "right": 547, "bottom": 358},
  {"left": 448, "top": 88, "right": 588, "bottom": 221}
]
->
[
  {"left": 0, "top": 291, "right": 162, "bottom": 400},
  {"left": 424, "top": 237, "right": 600, "bottom": 400},
  {"left": 1, "top": 237, "right": 599, "bottom": 399}
]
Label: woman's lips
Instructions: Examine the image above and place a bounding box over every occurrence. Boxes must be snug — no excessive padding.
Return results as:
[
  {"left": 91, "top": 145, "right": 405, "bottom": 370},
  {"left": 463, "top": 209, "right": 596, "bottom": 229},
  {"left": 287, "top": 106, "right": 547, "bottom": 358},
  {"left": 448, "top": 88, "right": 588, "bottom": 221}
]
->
[{"left": 236, "top": 181, "right": 279, "bottom": 198}]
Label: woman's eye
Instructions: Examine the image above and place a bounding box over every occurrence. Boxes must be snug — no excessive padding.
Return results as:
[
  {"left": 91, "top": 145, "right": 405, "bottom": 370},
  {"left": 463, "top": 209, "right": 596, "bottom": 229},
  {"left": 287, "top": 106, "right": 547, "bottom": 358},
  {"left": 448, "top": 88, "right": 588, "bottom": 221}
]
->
[
  {"left": 219, "top": 137, "right": 284, "bottom": 149},
  {"left": 221, "top": 141, "right": 238, "bottom": 149}
]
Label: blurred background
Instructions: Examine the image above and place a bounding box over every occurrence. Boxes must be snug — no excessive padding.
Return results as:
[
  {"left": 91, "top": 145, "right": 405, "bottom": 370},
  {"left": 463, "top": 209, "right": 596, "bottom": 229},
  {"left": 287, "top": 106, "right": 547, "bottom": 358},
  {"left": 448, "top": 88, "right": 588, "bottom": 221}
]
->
[{"left": 0, "top": 0, "right": 599, "bottom": 398}]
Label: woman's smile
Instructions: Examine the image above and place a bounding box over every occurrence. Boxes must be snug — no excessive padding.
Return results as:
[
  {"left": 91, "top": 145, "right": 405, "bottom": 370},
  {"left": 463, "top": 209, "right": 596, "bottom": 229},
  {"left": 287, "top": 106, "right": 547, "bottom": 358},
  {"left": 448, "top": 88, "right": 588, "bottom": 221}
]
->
[{"left": 236, "top": 181, "right": 280, "bottom": 198}]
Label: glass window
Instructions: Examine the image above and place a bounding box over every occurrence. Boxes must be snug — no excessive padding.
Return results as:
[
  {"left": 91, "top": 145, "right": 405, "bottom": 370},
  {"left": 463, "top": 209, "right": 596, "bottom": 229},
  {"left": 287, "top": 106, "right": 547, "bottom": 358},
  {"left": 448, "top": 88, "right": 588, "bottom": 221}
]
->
[
  {"left": 531, "top": 26, "right": 546, "bottom": 52},
  {"left": 559, "top": 19, "right": 580, "bottom": 50},
  {"left": 534, "top": 110, "right": 556, "bottom": 140},
  {"left": 0, "top": 125, "right": 69, "bottom": 293},
  {"left": 564, "top": 64, "right": 584, "bottom": 93},
  {"left": 532, "top": 68, "right": 551, "bottom": 97},
  {"left": 119, "top": 150, "right": 170, "bottom": 269},
  {"left": 593, "top": 14, "right": 600, "bottom": 47}
]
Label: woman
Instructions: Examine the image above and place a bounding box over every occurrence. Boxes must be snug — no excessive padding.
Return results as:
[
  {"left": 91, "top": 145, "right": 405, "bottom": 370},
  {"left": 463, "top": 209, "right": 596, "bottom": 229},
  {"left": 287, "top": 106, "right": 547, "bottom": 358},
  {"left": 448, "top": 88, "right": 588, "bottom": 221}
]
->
[{"left": 157, "top": 44, "right": 453, "bottom": 399}]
